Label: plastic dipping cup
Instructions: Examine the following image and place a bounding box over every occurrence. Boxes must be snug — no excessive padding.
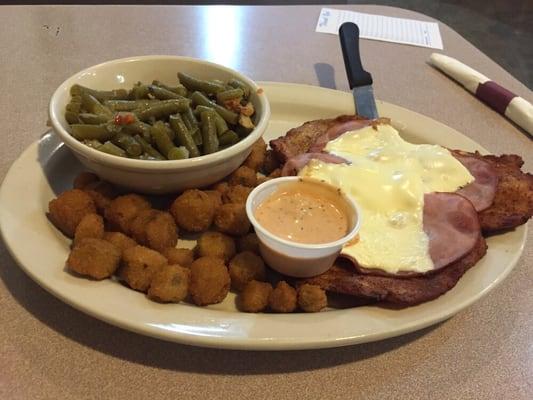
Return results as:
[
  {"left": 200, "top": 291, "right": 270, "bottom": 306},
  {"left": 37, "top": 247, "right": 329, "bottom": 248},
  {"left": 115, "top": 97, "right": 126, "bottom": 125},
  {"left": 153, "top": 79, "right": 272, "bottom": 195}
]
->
[{"left": 245, "top": 176, "right": 361, "bottom": 278}]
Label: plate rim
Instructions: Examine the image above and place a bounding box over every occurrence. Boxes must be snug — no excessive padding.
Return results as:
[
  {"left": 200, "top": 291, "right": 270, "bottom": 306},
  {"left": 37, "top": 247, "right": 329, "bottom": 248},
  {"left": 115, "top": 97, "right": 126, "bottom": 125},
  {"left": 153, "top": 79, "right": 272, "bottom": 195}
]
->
[{"left": 0, "top": 82, "right": 527, "bottom": 350}]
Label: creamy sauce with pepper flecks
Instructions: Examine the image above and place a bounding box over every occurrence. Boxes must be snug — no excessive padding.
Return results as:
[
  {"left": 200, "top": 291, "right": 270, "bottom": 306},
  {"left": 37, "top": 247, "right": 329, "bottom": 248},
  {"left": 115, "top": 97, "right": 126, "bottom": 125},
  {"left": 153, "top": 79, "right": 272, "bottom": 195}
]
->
[{"left": 255, "top": 180, "right": 350, "bottom": 244}]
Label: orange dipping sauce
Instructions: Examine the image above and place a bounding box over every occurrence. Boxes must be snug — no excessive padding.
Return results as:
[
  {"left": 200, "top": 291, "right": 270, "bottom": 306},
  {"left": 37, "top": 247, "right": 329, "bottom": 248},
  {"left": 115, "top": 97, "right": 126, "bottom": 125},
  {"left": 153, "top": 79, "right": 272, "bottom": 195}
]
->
[{"left": 254, "top": 180, "right": 350, "bottom": 244}]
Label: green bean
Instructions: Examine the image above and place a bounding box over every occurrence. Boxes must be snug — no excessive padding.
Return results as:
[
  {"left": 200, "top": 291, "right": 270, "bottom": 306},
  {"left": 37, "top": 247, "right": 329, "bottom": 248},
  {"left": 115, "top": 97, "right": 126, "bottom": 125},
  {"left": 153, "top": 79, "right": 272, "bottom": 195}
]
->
[
  {"left": 71, "top": 84, "right": 129, "bottom": 101},
  {"left": 104, "top": 99, "right": 158, "bottom": 112},
  {"left": 183, "top": 106, "right": 199, "bottom": 128},
  {"left": 219, "top": 130, "right": 239, "bottom": 146},
  {"left": 122, "top": 120, "right": 153, "bottom": 143},
  {"left": 147, "top": 85, "right": 187, "bottom": 100},
  {"left": 136, "top": 99, "right": 190, "bottom": 121},
  {"left": 191, "top": 127, "right": 203, "bottom": 145},
  {"left": 129, "top": 84, "right": 150, "bottom": 99},
  {"left": 169, "top": 114, "right": 200, "bottom": 158},
  {"left": 66, "top": 101, "right": 81, "bottom": 113},
  {"left": 167, "top": 146, "right": 189, "bottom": 160},
  {"left": 82, "top": 139, "right": 103, "bottom": 149},
  {"left": 200, "top": 110, "right": 218, "bottom": 154},
  {"left": 180, "top": 112, "right": 193, "bottom": 131},
  {"left": 190, "top": 91, "right": 239, "bottom": 124},
  {"left": 195, "top": 105, "right": 229, "bottom": 136},
  {"left": 152, "top": 80, "right": 188, "bottom": 96},
  {"left": 151, "top": 122, "right": 180, "bottom": 158},
  {"left": 228, "top": 78, "right": 251, "bottom": 97},
  {"left": 134, "top": 135, "right": 165, "bottom": 160},
  {"left": 65, "top": 111, "right": 80, "bottom": 124},
  {"left": 78, "top": 113, "right": 110, "bottom": 125},
  {"left": 112, "top": 133, "right": 142, "bottom": 157},
  {"left": 216, "top": 88, "right": 244, "bottom": 104},
  {"left": 98, "top": 141, "right": 127, "bottom": 157},
  {"left": 178, "top": 72, "right": 225, "bottom": 94},
  {"left": 70, "top": 124, "right": 115, "bottom": 141},
  {"left": 81, "top": 92, "right": 113, "bottom": 117}
]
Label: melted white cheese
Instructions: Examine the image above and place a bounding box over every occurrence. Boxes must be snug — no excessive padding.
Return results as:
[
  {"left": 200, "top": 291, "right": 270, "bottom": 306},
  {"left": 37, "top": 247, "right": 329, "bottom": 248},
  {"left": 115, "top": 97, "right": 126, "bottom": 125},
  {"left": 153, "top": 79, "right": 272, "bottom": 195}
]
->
[{"left": 299, "top": 124, "right": 474, "bottom": 273}]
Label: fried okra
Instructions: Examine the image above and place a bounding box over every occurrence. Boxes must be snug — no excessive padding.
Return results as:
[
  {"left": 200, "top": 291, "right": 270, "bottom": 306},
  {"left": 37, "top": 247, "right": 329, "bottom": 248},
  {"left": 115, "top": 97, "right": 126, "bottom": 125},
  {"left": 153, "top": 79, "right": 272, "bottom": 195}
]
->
[
  {"left": 120, "top": 245, "right": 167, "bottom": 292},
  {"left": 73, "top": 172, "right": 99, "bottom": 189},
  {"left": 161, "top": 247, "right": 194, "bottom": 268},
  {"left": 211, "top": 181, "right": 230, "bottom": 197},
  {"left": 238, "top": 280, "right": 272, "bottom": 313},
  {"left": 236, "top": 233, "right": 259, "bottom": 254},
  {"left": 268, "top": 281, "right": 297, "bottom": 313},
  {"left": 204, "top": 190, "right": 223, "bottom": 210},
  {"left": 243, "top": 138, "right": 267, "bottom": 172},
  {"left": 170, "top": 189, "right": 216, "bottom": 232},
  {"left": 129, "top": 209, "right": 178, "bottom": 252},
  {"left": 104, "top": 194, "right": 151, "bottom": 234},
  {"left": 196, "top": 231, "right": 236, "bottom": 262},
  {"left": 148, "top": 264, "right": 190, "bottom": 303},
  {"left": 189, "top": 257, "right": 230, "bottom": 306},
  {"left": 67, "top": 238, "right": 121, "bottom": 280},
  {"left": 297, "top": 284, "right": 327, "bottom": 312},
  {"left": 48, "top": 189, "right": 97, "bottom": 237},
  {"left": 214, "top": 203, "right": 250, "bottom": 236},
  {"left": 227, "top": 166, "right": 257, "bottom": 187},
  {"left": 103, "top": 231, "right": 137, "bottom": 253},
  {"left": 229, "top": 251, "right": 266, "bottom": 291},
  {"left": 84, "top": 180, "right": 117, "bottom": 214},
  {"left": 73, "top": 213, "right": 104, "bottom": 246},
  {"left": 262, "top": 150, "right": 281, "bottom": 175},
  {"left": 222, "top": 184, "right": 252, "bottom": 205}
]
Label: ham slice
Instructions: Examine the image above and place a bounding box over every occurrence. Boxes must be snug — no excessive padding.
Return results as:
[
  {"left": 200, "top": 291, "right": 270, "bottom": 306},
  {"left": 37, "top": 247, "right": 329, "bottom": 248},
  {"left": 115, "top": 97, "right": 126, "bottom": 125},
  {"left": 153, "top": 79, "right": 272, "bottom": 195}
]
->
[
  {"left": 452, "top": 151, "right": 498, "bottom": 212},
  {"left": 281, "top": 153, "right": 349, "bottom": 176},
  {"left": 347, "top": 192, "right": 481, "bottom": 277},
  {"left": 308, "top": 119, "right": 377, "bottom": 152}
]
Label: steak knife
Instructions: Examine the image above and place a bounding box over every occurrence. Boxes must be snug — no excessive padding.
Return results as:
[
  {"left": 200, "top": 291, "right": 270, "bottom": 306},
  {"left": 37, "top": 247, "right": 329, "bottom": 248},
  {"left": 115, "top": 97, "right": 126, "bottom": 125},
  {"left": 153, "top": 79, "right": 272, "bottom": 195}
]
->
[{"left": 339, "top": 22, "right": 379, "bottom": 119}]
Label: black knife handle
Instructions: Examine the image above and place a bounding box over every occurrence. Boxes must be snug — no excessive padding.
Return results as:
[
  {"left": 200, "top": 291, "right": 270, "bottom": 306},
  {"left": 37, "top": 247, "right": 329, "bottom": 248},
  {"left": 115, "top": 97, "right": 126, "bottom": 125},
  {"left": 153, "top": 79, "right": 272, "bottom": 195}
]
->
[{"left": 339, "top": 22, "right": 373, "bottom": 88}]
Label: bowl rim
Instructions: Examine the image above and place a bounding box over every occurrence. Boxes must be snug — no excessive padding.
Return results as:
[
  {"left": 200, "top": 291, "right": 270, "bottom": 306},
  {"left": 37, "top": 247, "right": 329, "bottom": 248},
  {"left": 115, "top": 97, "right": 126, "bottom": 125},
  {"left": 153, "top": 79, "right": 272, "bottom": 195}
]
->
[
  {"left": 246, "top": 176, "right": 362, "bottom": 251},
  {"left": 49, "top": 55, "right": 270, "bottom": 171}
]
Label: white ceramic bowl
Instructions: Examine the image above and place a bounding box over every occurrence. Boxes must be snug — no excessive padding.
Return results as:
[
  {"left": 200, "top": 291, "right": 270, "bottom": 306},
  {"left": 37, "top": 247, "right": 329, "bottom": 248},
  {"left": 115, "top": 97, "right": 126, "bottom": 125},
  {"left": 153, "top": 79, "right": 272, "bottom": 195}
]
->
[
  {"left": 246, "top": 177, "right": 362, "bottom": 278},
  {"left": 49, "top": 55, "right": 270, "bottom": 194}
]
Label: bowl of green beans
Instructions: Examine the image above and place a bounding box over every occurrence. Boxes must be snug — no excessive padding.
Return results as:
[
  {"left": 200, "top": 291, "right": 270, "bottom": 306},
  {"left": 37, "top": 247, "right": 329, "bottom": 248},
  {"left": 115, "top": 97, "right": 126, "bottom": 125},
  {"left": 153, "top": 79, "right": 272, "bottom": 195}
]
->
[{"left": 49, "top": 55, "right": 270, "bottom": 194}]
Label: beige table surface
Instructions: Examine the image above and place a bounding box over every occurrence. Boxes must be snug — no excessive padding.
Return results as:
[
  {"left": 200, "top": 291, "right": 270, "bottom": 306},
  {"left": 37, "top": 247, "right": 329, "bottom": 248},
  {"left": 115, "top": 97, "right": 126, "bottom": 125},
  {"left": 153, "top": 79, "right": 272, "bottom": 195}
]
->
[{"left": 0, "top": 4, "right": 531, "bottom": 400}]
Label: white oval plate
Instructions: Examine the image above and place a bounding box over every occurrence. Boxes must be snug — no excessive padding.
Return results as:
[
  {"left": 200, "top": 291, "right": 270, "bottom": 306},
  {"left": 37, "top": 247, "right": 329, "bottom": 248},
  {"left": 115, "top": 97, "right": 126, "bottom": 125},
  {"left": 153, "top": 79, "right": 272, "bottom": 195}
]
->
[{"left": 0, "top": 82, "right": 526, "bottom": 350}]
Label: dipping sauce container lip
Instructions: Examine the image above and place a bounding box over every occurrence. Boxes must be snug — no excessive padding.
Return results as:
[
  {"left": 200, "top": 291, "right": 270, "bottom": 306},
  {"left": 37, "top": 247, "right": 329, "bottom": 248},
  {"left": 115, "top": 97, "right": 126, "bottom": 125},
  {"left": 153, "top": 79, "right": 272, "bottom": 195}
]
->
[{"left": 245, "top": 176, "right": 362, "bottom": 251}]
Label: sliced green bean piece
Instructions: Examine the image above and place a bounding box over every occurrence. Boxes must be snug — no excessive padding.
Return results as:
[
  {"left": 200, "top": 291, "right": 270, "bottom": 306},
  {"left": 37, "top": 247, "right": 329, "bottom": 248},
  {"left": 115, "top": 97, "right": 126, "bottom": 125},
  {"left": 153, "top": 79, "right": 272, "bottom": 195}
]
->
[
  {"left": 151, "top": 123, "right": 179, "bottom": 159},
  {"left": 180, "top": 112, "right": 193, "bottom": 131},
  {"left": 190, "top": 91, "right": 239, "bottom": 124},
  {"left": 136, "top": 99, "right": 191, "bottom": 121},
  {"left": 216, "top": 88, "right": 244, "bottom": 104},
  {"left": 81, "top": 92, "right": 113, "bottom": 117},
  {"left": 152, "top": 80, "right": 188, "bottom": 96},
  {"left": 112, "top": 133, "right": 142, "bottom": 157},
  {"left": 65, "top": 111, "right": 80, "bottom": 124},
  {"left": 66, "top": 101, "right": 81, "bottom": 113},
  {"left": 104, "top": 99, "right": 158, "bottom": 112},
  {"left": 122, "top": 120, "right": 153, "bottom": 143},
  {"left": 219, "top": 130, "right": 239, "bottom": 146},
  {"left": 169, "top": 114, "right": 200, "bottom": 158},
  {"left": 200, "top": 110, "right": 219, "bottom": 154},
  {"left": 129, "top": 84, "right": 150, "bottom": 99},
  {"left": 178, "top": 72, "right": 225, "bottom": 94},
  {"left": 167, "top": 146, "right": 189, "bottom": 160},
  {"left": 134, "top": 134, "right": 165, "bottom": 160},
  {"left": 147, "top": 85, "right": 186, "bottom": 100},
  {"left": 71, "top": 84, "right": 129, "bottom": 101},
  {"left": 82, "top": 139, "right": 103, "bottom": 149},
  {"left": 183, "top": 106, "right": 199, "bottom": 128},
  {"left": 78, "top": 113, "right": 110, "bottom": 125},
  {"left": 228, "top": 78, "right": 251, "bottom": 97},
  {"left": 191, "top": 127, "right": 202, "bottom": 146},
  {"left": 98, "top": 141, "right": 127, "bottom": 157},
  {"left": 195, "top": 105, "right": 229, "bottom": 136},
  {"left": 70, "top": 124, "right": 115, "bottom": 141}
]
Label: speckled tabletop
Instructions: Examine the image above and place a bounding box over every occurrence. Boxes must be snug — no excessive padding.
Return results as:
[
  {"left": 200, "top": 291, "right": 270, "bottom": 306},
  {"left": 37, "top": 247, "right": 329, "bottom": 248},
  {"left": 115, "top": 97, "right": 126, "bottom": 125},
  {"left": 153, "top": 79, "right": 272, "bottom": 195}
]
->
[{"left": 0, "top": 4, "right": 531, "bottom": 400}]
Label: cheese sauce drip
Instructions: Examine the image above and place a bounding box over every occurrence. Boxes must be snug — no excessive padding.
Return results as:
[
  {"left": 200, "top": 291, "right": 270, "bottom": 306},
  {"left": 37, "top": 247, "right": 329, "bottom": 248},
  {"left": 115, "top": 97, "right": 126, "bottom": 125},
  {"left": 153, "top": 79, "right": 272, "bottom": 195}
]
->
[{"left": 299, "top": 124, "right": 474, "bottom": 273}]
